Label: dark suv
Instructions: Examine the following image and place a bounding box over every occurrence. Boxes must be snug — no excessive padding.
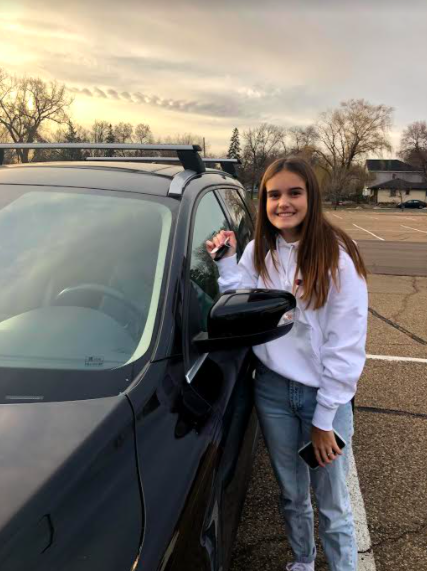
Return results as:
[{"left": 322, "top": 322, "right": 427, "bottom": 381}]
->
[{"left": 0, "top": 144, "right": 295, "bottom": 571}]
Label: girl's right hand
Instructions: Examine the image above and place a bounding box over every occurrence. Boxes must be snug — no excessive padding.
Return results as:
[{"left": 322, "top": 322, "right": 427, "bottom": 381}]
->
[{"left": 205, "top": 230, "right": 237, "bottom": 260}]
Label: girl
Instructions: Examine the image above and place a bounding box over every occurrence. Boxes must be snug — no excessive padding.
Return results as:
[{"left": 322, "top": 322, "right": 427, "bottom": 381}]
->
[{"left": 206, "top": 157, "right": 368, "bottom": 571}]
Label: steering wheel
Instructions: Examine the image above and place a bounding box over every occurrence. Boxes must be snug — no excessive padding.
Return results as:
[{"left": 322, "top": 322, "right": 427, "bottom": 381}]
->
[{"left": 54, "top": 283, "right": 144, "bottom": 336}]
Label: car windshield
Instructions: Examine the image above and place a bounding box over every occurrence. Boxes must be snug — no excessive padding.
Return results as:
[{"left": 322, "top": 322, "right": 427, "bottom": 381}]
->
[{"left": 0, "top": 186, "right": 172, "bottom": 371}]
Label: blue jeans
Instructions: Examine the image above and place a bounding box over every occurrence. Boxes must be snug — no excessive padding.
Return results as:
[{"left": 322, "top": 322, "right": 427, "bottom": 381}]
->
[{"left": 254, "top": 361, "right": 357, "bottom": 570}]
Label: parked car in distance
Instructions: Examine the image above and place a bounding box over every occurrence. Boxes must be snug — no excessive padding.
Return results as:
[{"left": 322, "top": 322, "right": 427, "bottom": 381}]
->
[
  {"left": 396, "top": 199, "right": 427, "bottom": 209},
  {"left": 0, "top": 143, "right": 296, "bottom": 571}
]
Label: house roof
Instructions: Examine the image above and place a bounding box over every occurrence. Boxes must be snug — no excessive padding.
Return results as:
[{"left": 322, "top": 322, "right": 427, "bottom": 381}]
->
[
  {"left": 366, "top": 159, "right": 421, "bottom": 172},
  {"left": 369, "top": 177, "right": 427, "bottom": 190}
]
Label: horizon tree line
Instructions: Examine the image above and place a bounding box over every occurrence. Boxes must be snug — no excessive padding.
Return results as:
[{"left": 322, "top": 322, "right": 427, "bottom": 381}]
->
[{"left": 1, "top": 66, "right": 425, "bottom": 202}]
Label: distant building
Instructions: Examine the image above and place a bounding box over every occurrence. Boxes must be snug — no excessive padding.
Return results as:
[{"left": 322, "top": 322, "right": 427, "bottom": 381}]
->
[{"left": 366, "top": 159, "right": 427, "bottom": 204}]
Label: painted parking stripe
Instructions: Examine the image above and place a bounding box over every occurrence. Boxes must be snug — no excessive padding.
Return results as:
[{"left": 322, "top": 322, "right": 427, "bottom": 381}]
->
[
  {"left": 332, "top": 214, "right": 343, "bottom": 220},
  {"left": 348, "top": 449, "right": 376, "bottom": 570},
  {"left": 354, "top": 351, "right": 427, "bottom": 569},
  {"left": 367, "top": 354, "right": 427, "bottom": 364},
  {"left": 400, "top": 225, "right": 427, "bottom": 234},
  {"left": 352, "top": 224, "right": 385, "bottom": 241}
]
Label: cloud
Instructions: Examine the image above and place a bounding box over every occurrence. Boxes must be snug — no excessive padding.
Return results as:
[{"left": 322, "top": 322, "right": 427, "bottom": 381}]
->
[
  {"left": 3, "top": 0, "right": 427, "bottom": 152},
  {"left": 65, "top": 79, "right": 325, "bottom": 123},
  {"left": 69, "top": 87, "right": 93, "bottom": 97},
  {"left": 107, "top": 89, "right": 119, "bottom": 100},
  {"left": 93, "top": 87, "right": 107, "bottom": 98},
  {"left": 67, "top": 80, "right": 249, "bottom": 117}
]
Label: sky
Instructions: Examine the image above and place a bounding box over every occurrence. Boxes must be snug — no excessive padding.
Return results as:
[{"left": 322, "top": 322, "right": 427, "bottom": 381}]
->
[{"left": 1, "top": 0, "right": 427, "bottom": 154}]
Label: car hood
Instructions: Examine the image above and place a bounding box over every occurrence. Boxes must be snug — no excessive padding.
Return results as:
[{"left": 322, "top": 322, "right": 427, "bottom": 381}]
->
[{"left": 0, "top": 395, "right": 131, "bottom": 543}]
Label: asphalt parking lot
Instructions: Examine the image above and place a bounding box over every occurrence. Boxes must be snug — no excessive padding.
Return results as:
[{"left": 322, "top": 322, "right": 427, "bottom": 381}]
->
[{"left": 230, "top": 210, "right": 427, "bottom": 571}]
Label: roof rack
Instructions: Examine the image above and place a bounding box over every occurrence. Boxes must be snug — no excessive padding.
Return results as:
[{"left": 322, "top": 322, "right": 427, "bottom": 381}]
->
[
  {"left": 88, "top": 156, "right": 240, "bottom": 177},
  {"left": 0, "top": 143, "right": 205, "bottom": 173}
]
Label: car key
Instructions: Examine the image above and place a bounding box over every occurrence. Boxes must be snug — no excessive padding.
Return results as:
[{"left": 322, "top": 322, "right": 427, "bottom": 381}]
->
[{"left": 211, "top": 237, "right": 231, "bottom": 261}]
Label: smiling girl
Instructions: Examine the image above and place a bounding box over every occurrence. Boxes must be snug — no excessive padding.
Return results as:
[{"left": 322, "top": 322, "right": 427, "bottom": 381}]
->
[{"left": 206, "top": 157, "right": 368, "bottom": 571}]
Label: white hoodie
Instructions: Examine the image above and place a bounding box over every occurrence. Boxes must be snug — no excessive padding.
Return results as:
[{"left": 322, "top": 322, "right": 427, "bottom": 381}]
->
[{"left": 216, "top": 236, "right": 368, "bottom": 431}]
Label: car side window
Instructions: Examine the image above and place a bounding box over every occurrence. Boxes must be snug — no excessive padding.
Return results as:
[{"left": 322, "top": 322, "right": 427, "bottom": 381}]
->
[
  {"left": 217, "top": 188, "right": 254, "bottom": 260},
  {"left": 188, "top": 191, "right": 230, "bottom": 333}
]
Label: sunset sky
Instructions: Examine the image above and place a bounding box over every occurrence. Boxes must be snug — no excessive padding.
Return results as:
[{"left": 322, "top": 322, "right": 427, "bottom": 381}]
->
[{"left": 1, "top": 0, "right": 427, "bottom": 153}]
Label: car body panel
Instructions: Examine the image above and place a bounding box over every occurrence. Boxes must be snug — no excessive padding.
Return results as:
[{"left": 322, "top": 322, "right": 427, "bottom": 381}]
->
[
  {"left": 128, "top": 352, "right": 257, "bottom": 571},
  {"left": 0, "top": 395, "right": 143, "bottom": 571}
]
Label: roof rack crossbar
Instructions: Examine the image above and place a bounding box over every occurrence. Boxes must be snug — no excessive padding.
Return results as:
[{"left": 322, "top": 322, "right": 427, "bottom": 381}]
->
[
  {"left": 87, "top": 156, "right": 240, "bottom": 176},
  {"left": 0, "top": 143, "right": 206, "bottom": 172}
]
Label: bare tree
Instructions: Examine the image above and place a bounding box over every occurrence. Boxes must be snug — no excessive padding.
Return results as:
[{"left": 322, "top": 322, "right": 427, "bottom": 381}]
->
[
  {"left": 399, "top": 121, "right": 427, "bottom": 176},
  {"left": 134, "top": 123, "right": 153, "bottom": 144},
  {"left": 90, "top": 120, "right": 110, "bottom": 143},
  {"left": 133, "top": 123, "right": 154, "bottom": 156},
  {"left": 395, "top": 178, "right": 407, "bottom": 208},
  {"left": 113, "top": 122, "right": 133, "bottom": 143},
  {"left": 88, "top": 120, "right": 111, "bottom": 157},
  {"left": 288, "top": 125, "right": 319, "bottom": 160},
  {"left": 112, "top": 122, "right": 134, "bottom": 156},
  {"left": 242, "top": 123, "right": 286, "bottom": 197},
  {"left": 315, "top": 99, "right": 393, "bottom": 205},
  {"left": 0, "top": 68, "right": 72, "bottom": 162},
  {"left": 29, "top": 120, "right": 86, "bottom": 163}
]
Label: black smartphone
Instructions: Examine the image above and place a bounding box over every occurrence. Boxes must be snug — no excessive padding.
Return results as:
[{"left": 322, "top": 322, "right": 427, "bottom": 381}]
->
[{"left": 298, "top": 430, "right": 346, "bottom": 470}]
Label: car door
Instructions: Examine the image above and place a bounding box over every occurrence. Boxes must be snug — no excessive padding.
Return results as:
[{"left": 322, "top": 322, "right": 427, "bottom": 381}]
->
[
  {"left": 129, "top": 186, "right": 256, "bottom": 571},
  {"left": 180, "top": 188, "right": 257, "bottom": 571}
]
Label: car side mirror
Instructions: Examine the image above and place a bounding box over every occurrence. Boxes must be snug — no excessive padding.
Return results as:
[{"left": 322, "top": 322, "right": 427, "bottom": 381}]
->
[{"left": 192, "top": 289, "right": 296, "bottom": 353}]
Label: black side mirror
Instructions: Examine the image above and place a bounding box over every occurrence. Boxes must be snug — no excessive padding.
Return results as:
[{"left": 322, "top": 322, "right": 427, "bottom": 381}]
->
[{"left": 192, "top": 289, "right": 296, "bottom": 353}]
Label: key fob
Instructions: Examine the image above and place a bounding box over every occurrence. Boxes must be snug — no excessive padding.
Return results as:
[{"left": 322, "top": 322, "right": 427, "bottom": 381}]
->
[{"left": 213, "top": 242, "right": 231, "bottom": 261}]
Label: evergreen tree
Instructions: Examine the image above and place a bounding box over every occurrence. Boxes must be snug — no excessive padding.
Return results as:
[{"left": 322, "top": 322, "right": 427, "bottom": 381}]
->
[
  {"left": 227, "top": 128, "right": 241, "bottom": 161},
  {"left": 48, "top": 121, "right": 83, "bottom": 162},
  {"left": 63, "top": 121, "right": 83, "bottom": 161},
  {"left": 105, "top": 124, "right": 115, "bottom": 157}
]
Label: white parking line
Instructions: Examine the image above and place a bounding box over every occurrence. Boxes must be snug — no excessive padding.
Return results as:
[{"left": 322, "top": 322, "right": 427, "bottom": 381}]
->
[
  {"left": 367, "top": 354, "right": 427, "bottom": 363},
  {"left": 348, "top": 449, "right": 376, "bottom": 570},
  {"left": 400, "top": 225, "right": 427, "bottom": 234},
  {"left": 358, "top": 352, "right": 427, "bottom": 568},
  {"left": 332, "top": 214, "right": 343, "bottom": 219},
  {"left": 402, "top": 217, "right": 415, "bottom": 221},
  {"left": 352, "top": 224, "right": 385, "bottom": 241}
]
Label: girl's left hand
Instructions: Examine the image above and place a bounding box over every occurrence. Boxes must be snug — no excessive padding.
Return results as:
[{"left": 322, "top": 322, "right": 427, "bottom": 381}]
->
[{"left": 311, "top": 426, "right": 343, "bottom": 468}]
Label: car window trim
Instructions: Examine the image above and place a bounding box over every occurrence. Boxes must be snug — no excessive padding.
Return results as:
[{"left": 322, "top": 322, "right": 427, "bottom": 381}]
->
[
  {"left": 181, "top": 187, "right": 231, "bottom": 371},
  {"left": 215, "top": 184, "right": 255, "bottom": 228},
  {"left": 214, "top": 186, "right": 254, "bottom": 254}
]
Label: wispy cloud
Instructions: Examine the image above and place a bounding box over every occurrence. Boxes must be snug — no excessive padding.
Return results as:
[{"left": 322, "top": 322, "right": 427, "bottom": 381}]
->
[
  {"left": 65, "top": 79, "right": 327, "bottom": 124},
  {"left": 69, "top": 87, "right": 93, "bottom": 97},
  {"left": 66, "top": 83, "right": 243, "bottom": 117},
  {"left": 107, "top": 89, "right": 119, "bottom": 100}
]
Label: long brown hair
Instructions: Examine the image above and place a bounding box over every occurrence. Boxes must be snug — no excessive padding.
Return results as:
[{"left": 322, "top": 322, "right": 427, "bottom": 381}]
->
[{"left": 254, "top": 156, "right": 367, "bottom": 309}]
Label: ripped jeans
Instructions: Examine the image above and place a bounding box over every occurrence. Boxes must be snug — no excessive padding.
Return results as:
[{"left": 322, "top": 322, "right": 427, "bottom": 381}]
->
[{"left": 254, "top": 361, "right": 357, "bottom": 570}]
